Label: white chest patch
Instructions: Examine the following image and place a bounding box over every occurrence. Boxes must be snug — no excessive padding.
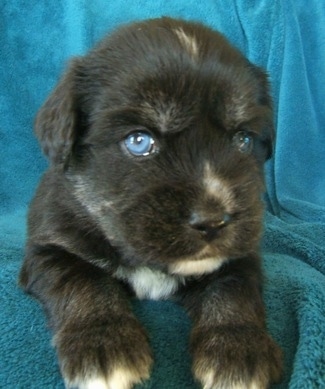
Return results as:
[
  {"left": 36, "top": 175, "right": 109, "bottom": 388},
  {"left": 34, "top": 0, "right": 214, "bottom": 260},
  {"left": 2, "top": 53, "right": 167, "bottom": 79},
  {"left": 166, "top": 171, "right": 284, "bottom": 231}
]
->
[{"left": 114, "top": 266, "right": 184, "bottom": 300}]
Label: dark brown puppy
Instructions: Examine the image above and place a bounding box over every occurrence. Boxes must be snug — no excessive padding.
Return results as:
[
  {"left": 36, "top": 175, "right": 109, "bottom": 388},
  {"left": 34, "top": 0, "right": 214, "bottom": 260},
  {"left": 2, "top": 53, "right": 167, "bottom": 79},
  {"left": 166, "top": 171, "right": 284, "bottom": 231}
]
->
[{"left": 20, "top": 17, "right": 282, "bottom": 389}]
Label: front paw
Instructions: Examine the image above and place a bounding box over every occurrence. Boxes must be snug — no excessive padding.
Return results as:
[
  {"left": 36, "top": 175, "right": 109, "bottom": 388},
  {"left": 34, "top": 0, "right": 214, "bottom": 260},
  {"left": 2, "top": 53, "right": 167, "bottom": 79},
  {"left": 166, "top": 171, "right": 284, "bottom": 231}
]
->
[
  {"left": 191, "top": 325, "right": 282, "bottom": 389},
  {"left": 54, "top": 317, "right": 153, "bottom": 389}
]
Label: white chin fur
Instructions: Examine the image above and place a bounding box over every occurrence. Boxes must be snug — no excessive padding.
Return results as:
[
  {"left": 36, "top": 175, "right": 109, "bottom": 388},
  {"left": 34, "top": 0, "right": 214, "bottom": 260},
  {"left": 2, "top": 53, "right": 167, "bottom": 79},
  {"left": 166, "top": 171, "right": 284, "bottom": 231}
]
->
[{"left": 169, "top": 256, "right": 226, "bottom": 276}]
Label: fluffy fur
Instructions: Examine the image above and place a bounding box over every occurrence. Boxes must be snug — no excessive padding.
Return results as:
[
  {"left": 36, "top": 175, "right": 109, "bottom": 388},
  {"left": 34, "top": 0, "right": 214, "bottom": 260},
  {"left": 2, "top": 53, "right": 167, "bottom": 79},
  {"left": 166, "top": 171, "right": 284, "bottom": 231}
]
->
[{"left": 19, "top": 17, "right": 282, "bottom": 388}]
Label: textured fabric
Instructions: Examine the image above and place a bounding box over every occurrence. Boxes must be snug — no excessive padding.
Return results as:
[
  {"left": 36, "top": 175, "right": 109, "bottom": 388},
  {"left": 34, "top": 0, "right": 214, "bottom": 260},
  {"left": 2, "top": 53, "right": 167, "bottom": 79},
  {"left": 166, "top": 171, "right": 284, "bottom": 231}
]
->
[{"left": 1, "top": 1, "right": 324, "bottom": 388}]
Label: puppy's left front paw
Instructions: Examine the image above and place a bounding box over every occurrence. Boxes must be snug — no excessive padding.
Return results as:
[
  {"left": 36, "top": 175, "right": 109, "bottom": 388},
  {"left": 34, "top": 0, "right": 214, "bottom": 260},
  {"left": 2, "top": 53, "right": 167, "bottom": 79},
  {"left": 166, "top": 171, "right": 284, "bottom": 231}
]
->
[{"left": 191, "top": 325, "right": 282, "bottom": 389}]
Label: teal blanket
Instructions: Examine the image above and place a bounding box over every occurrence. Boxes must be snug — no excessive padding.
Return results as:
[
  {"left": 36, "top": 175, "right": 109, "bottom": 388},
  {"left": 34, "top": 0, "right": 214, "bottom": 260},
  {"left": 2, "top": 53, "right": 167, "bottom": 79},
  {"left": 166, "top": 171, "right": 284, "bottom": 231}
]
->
[{"left": 1, "top": 1, "right": 324, "bottom": 388}]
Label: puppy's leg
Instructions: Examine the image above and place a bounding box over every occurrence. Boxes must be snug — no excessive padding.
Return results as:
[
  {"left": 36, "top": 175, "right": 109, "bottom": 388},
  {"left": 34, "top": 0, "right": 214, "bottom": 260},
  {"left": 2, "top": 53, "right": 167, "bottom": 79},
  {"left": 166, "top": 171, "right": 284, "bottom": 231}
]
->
[
  {"left": 181, "top": 256, "right": 282, "bottom": 389},
  {"left": 19, "top": 245, "right": 153, "bottom": 389}
]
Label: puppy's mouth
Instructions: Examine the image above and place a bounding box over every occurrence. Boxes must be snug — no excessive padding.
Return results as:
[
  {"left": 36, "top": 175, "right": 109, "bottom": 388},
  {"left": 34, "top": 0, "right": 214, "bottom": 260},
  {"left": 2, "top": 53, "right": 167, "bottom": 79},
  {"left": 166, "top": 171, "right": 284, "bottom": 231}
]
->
[
  {"left": 118, "top": 208, "right": 252, "bottom": 275},
  {"left": 167, "top": 245, "right": 227, "bottom": 276},
  {"left": 104, "top": 173, "right": 264, "bottom": 275},
  {"left": 118, "top": 229, "right": 228, "bottom": 277}
]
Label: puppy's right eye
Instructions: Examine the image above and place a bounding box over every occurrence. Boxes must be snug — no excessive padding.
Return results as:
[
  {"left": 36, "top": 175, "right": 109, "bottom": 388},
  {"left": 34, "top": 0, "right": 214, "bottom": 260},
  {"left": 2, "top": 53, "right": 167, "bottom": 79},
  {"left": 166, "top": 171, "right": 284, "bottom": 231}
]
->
[
  {"left": 232, "top": 131, "right": 254, "bottom": 154},
  {"left": 123, "top": 131, "right": 158, "bottom": 157}
]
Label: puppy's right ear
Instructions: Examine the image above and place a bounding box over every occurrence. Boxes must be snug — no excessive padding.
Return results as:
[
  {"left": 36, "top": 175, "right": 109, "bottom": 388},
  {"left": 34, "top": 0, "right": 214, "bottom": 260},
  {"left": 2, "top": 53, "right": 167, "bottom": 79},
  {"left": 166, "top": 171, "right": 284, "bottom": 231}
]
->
[{"left": 35, "top": 59, "right": 83, "bottom": 166}]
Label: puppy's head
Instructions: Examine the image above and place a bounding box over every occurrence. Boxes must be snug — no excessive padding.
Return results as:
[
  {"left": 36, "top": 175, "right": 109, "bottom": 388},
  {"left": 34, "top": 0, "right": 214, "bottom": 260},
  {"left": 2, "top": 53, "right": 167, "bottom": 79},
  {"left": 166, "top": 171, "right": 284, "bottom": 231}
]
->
[{"left": 36, "top": 18, "right": 274, "bottom": 275}]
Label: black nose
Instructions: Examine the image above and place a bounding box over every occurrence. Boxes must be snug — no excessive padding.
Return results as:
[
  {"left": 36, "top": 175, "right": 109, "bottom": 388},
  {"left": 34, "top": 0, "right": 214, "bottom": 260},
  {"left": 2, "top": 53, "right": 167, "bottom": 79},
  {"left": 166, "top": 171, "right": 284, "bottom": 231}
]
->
[{"left": 189, "top": 212, "right": 231, "bottom": 242}]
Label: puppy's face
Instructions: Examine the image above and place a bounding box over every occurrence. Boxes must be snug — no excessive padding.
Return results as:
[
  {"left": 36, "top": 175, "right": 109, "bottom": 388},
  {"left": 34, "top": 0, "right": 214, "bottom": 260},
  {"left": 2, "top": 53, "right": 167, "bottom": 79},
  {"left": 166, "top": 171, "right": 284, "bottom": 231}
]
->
[{"left": 36, "top": 18, "right": 273, "bottom": 276}]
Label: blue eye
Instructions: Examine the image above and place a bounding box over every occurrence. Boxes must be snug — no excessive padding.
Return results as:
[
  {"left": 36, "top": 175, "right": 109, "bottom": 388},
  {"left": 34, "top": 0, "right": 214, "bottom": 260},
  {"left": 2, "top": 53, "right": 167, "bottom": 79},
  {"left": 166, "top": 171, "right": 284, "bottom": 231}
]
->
[
  {"left": 123, "top": 131, "right": 158, "bottom": 157},
  {"left": 232, "top": 131, "right": 254, "bottom": 154}
]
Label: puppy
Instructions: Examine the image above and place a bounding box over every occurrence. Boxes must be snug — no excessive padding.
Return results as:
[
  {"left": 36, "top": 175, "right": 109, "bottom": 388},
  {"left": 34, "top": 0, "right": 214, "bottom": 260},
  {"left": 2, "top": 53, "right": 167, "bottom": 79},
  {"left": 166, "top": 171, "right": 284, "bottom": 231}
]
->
[{"left": 20, "top": 17, "right": 282, "bottom": 389}]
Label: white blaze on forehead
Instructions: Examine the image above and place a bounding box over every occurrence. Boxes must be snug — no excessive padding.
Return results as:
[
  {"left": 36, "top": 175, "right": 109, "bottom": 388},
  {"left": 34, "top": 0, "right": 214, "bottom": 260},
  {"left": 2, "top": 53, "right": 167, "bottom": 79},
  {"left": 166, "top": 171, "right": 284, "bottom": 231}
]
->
[
  {"left": 174, "top": 28, "right": 199, "bottom": 59},
  {"left": 203, "top": 163, "right": 234, "bottom": 210}
]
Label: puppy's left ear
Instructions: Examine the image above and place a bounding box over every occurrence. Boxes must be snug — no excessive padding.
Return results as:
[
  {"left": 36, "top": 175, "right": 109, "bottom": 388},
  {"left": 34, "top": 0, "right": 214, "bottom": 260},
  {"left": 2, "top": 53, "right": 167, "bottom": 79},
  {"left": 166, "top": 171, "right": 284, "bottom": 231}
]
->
[
  {"left": 250, "top": 65, "right": 275, "bottom": 161},
  {"left": 35, "top": 58, "right": 84, "bottom": 166}
]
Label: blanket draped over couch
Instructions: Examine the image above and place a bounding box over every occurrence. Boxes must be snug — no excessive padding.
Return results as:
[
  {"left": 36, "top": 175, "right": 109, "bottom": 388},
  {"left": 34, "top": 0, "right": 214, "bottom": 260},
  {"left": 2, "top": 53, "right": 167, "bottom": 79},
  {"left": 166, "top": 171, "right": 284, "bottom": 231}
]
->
[{"left": 1, "top": 1, "right": 324, "bottom": 388}]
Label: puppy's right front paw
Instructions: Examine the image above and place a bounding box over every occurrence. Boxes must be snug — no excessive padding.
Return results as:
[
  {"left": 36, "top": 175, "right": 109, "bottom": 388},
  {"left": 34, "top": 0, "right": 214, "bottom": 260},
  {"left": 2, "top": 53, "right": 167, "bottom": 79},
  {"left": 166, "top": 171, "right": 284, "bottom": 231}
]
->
[{"left": 54, "top": 317, "right": 153, "bottom": 389}]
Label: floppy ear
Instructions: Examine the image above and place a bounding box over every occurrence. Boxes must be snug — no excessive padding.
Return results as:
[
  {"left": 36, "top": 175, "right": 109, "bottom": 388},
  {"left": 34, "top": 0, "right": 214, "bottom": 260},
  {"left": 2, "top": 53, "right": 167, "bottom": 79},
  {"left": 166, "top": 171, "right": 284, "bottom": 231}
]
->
[
  {"left": 35, "top": 59, "right": 83, "bottom": 165},
  {"left": 250, "top": 64, "right": 275, "bottom": 161}
]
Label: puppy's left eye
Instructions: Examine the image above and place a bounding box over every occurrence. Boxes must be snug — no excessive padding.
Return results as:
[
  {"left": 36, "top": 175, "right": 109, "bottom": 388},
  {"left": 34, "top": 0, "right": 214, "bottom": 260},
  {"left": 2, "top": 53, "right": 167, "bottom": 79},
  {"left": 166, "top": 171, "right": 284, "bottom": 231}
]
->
[
  {"left": 123, "top": 131, "right": 158, "bottom": 157},
  {"left": 232, "top": 131, "right": 254, "bottom": 154}
]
